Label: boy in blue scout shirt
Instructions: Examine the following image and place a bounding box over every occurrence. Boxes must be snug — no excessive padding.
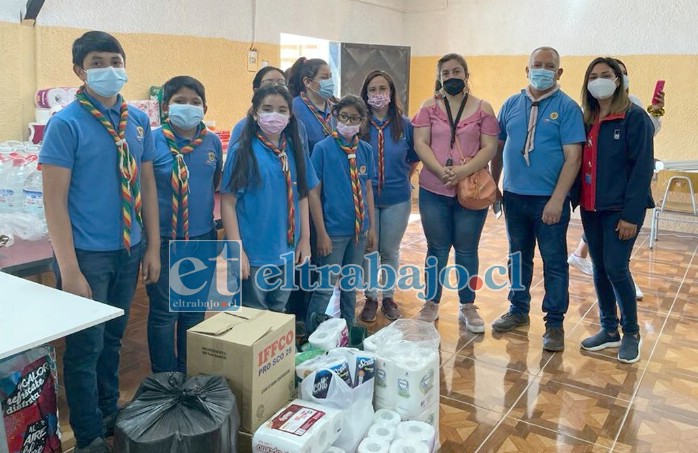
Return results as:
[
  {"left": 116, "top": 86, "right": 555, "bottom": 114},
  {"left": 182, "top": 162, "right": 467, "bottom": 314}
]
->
[
  {"left": 39, "top": 31, "right": 160, "bottom": 452},
  {"left": 146, "top": 76, "right": 222, "bottom": 374}
]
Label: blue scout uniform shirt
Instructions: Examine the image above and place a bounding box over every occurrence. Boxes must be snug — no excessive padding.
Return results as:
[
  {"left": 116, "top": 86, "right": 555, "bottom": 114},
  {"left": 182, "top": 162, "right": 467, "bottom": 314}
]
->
[
  {"left": 292, "top": 95, "right": 336, "bottom": 154},
  {"left": 498, "top": 89, "right": 586, "bottom": 196},
  {"left": 311, "top": 136, "right": 376, "bottom": 237},
  {"left": 366, "top": 115, "right": 418, "bottom": 207},
  {"left": 152, "top": 125, "right": 222, "bottom": 238},
  {"left": 39, "top": 91, "right": 156, "bottom": 251},
  {"left": 229, "top": 117, "right": 310, "bottom": 156},
  {"left": 220, "top": 135, "right": 319, "bottom": 266}
]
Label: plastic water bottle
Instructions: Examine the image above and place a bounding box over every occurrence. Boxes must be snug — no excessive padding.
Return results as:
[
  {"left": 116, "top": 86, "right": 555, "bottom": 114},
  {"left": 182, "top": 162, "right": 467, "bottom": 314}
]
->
[
  {"left": 0, "top": 157, "right": 29, "bottom": 213},
  {"left": 23, "top": 164, "right": 44, "bottom": 220}
]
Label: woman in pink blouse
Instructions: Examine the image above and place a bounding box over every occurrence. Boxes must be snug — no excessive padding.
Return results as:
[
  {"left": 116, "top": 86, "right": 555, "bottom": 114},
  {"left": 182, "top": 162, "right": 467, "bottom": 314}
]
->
[{"left": 412, "top": 53, "right": 499, "bottom": 333}]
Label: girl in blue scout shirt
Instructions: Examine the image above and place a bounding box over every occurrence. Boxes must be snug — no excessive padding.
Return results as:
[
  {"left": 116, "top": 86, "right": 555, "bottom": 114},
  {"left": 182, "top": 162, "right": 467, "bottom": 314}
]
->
[
  {"left": 286, "top": 57, "right": 337, "bottom": 154},
  {"left": 39, "top": 31, "right": 160, "bottom": 452},
  {"left": 146, "top": 76, "right": 222, "bottom": 373},
  {"left": 307, "top": 95, "right": 377, "bottom": 332},
  {"left": 358, "top": 70, "right": 419, "bottom": 323},
  {"left": 220, "top": 84, "right": 318, "bottom": 312},
  {"left": 229, "top": 66, "right": 308, "bottom": 148}
]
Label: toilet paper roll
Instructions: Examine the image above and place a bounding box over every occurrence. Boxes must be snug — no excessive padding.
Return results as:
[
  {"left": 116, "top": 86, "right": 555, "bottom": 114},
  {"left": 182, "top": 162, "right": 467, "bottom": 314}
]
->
[
  {"left": 310, "top": 317, "right": 349, "bottom": 350},
  {"left": 35, "top": 88, "right": 77, "bottom": 108},
  {"left": 388, "top": 439, "right": 429, "bottom": 453},
  {"left": 325, "top": 447, "right": 346, "bottom": 453},
  {"left": 373, "top": 409, "right": 401, "bottom": 427},
  {"left": 327, "top": 348, "right": 376, "bottom": 387},
  {"left": 367, "top": 423, "right": 396, "bottom": 443},
  {"left": 35, "top": 108, "right": 52, "bottom": 124},
  {"left": 396, "top": 421, "right": 436, "bottom": 451},
  {"left": 395, "top": 350, "right": 438, "bottom": 419},
  {"left": 357, "top": 438, "right": 390, "bottom": 453}
]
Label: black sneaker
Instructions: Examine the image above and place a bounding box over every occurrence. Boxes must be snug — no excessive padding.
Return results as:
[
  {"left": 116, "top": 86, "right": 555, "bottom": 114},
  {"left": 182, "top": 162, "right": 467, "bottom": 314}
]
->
[
  {"left": 618, "top": 334, "right": 642, "bottom": 364},
  {"left": 492, "top": 312, "right": 530, "bottom": 332},
  {"left": 103, "top": 408, "right": 121, "bottom": 438},
  {"left": 360, "top": 297, "right": 379, "bottom": 322},
  {"left": 543, "top": 326, "right": 565, "bottom": 352},
  {"left": 580, "top": 329, "right": 621, "bottom": 352}
]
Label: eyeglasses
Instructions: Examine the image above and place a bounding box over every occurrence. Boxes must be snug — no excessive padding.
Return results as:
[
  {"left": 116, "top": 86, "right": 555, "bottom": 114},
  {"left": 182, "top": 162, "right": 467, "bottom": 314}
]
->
[
  {"left": 338, "top": 113, "right": 363, "bottom": 124},
  {"left": 261, "top": 79, "right": 286, "bottom": 86}
]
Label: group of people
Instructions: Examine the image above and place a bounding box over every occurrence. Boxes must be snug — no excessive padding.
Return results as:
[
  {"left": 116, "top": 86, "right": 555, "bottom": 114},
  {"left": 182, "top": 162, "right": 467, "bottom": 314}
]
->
[{"left": 38, "top": 30, "right": 660, "bottom": 453}]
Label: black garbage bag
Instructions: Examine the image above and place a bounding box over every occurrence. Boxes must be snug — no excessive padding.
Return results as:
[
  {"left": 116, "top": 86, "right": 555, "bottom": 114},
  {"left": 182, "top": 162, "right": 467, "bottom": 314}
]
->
[{"left": 114, "top": 373, "right": 239, "bottom": 453}]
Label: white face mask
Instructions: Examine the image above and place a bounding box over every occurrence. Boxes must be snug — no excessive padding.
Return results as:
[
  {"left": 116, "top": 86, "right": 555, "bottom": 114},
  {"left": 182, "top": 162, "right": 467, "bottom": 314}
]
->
[{"left": 587, "top": 78, "right": 618, "bottom": 100}]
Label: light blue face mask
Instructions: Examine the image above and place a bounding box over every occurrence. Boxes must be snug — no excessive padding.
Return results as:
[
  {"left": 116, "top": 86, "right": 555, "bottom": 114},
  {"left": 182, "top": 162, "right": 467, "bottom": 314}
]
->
[
  {"left": 317, "top": 78, "right": 335, "bottom": 99},
  {"left": 168, "top": 104, "right": 205, "bottom": 130},
  {"left": 622, "top": 74, "right": 629, "bottom": 90},
  {"left": 86, "top": 67, "right": 128, "bottom": 97},
  {"left": 528, "top": 68, "right": 556, "bottom": 91}
]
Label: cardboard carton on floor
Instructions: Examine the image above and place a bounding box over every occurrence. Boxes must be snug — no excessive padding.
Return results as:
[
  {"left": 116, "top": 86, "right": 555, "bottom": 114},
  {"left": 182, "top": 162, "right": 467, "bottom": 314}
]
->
[{"left": 188, "top": 307, "right": 295, "bottom": 432}]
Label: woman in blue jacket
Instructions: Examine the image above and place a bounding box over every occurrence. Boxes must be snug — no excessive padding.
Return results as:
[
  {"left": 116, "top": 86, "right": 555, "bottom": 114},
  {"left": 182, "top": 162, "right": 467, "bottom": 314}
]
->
[{"left": 577, "top": 57, "right": 654, "bottom": 364}]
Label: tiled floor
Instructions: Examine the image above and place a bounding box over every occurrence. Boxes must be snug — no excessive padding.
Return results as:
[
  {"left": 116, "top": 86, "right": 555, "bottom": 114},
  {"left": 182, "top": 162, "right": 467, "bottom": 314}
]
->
[{"left": 47, "top": 206, "right": 698, "bottom": 452}]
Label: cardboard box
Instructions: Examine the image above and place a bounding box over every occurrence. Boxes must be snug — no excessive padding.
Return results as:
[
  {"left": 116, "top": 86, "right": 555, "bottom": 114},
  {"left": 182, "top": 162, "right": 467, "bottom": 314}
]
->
[{"left": 187, "top": 307, "right": 296, "bottom": 432}]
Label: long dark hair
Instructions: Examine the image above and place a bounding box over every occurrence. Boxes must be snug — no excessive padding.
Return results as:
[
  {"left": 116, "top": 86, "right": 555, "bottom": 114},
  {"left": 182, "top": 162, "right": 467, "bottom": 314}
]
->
[
  {"left": 581, "top": 57, "right": 630, "bottom": 125},
  {"left": 228, "top": 85, "right": 308, "bottom": 198},
  {"left": 286, "top": 57, "right": 328, "bottom": 97},
  {"left": 360, "top": 70, "right": 404, "bottom": 141}
]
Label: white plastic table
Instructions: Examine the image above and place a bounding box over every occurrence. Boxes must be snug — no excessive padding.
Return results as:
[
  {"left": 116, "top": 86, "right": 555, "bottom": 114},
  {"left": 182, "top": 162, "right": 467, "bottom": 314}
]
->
[{"left": 0, "top": 272, "right": 124, "bottom": 360}]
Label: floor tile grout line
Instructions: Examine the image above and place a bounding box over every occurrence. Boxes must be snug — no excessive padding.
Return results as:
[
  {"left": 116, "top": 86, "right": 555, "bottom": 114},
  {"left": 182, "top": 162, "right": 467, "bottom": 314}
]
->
[{"left": 610, "top": 243, "right": 698, "bottom": 450}]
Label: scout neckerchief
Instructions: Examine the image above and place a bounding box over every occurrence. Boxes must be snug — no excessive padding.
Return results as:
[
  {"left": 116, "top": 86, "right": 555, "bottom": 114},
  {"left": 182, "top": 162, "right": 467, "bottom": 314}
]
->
[
  {"left": 369, "top": 116, "right": 392, "bottom": 194},
  {"left": 76, "top": 87, "right": 141, "bottom": 250},
  {"left": 301, "top": 91, "right": 333, "bottom": 136},
  {"left": 331, "top": 131, "right": 364, "bottom": 241},
  {"left": 161, "top": 119, "right": 208, "bottom": 239},
  {"left": 256, "top": 132, "right": 295, "bottom": 246},
  {"left": 522, "top": 85, "right": 560, "bottom": 166}
]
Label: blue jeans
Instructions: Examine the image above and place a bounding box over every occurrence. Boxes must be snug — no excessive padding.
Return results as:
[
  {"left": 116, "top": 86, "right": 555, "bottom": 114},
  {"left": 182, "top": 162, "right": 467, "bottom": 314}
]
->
[
  {"left": 363, "top": 200, "right": 412, "bottom": 299},
  {"left": 53, "top": 243, "right": 143, "bottom": 448},
  {"left": 306, "top": 234, "right": 367, "bottom": 330},
  {"left": 418, "top": 188, "right": 488, "bottom": 304},
  {"left": 581, "top": 209, "right": 641, "bottom": 335},
  {"left": 145, "top": 230, "right": 216, "bottom": 374},
  {"left": 242, "top": 265, "right": 292, "bottom": 312},
  {"left": 503, "top": 191, "right": 570, "bottom": 327}
]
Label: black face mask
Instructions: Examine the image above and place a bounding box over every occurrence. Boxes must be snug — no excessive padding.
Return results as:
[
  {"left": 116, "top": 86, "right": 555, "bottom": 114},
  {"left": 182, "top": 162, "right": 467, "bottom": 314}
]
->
[{"left": 442, "top": 78, "right": 465, "bottom": 96}]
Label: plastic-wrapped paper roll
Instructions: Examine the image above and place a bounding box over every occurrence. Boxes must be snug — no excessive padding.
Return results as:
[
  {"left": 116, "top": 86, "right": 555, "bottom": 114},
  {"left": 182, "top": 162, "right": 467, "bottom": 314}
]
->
[
  {"left": 325, "top": 447, "right": 346, "bottom": 453},
  {"left": 395, "top": 348, "right": 439, "bottom": 419},
  {"left": 35, "top": 108, "right": 52, "bottom": 124},
  {"left": 373, "top": 409, "right": 401, "bottom": 427},
  {"left": 357, "top": 438, "right": 390, "bottom": 453},
  {"left": 35, "top": 88, "right": 77, "bottom": 108},
  {"left": 364, "top": 326, "right": 404, "bottom": 352},
  {"left": 327, "top": 348, "right": 376, "bottom": 387},
  {"left": 395, "top": 421, "right": 436, "bottom": 451},
  {"left": 309, "top": 318, "right": 349, "bottom": 350},
  {"left": 367, "top": 423, "right": 396, "bottom": 443},
  {"left": 389, "top": 439, "right": 430, "bottom": 453},
  {"left": 253, "top": 399, "right": 343, "bottom": 453}
]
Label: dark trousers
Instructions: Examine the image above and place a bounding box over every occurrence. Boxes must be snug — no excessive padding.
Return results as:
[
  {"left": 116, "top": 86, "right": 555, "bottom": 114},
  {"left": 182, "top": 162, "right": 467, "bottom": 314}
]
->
[
  {"left": 581, "top": 209, "right": 641, "bottom": 335},
  {"left": 54, "top": 243, "right": 143, "bottom": 447},
  {"left": 503, "top": 191, "right": 570, "bottom": 327}
]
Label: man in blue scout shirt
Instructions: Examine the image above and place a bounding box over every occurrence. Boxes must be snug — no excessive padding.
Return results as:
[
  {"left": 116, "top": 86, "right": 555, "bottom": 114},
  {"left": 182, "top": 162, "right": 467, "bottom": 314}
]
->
[
  {"left": 39, "top": 31, "right": 160, "bottom": 453},
  {"left": 491, "top": 46, "right": 585, "bottom": 353}
]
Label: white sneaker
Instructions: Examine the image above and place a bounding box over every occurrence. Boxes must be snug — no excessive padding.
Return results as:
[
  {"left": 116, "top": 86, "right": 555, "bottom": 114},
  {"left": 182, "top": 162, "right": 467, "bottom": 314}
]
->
[
  {"left": 568, "top": 254, "right": 593, "bottom": 275},
  {"left": 635, "top": 283, "right": 644, "bottom": 300}
]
